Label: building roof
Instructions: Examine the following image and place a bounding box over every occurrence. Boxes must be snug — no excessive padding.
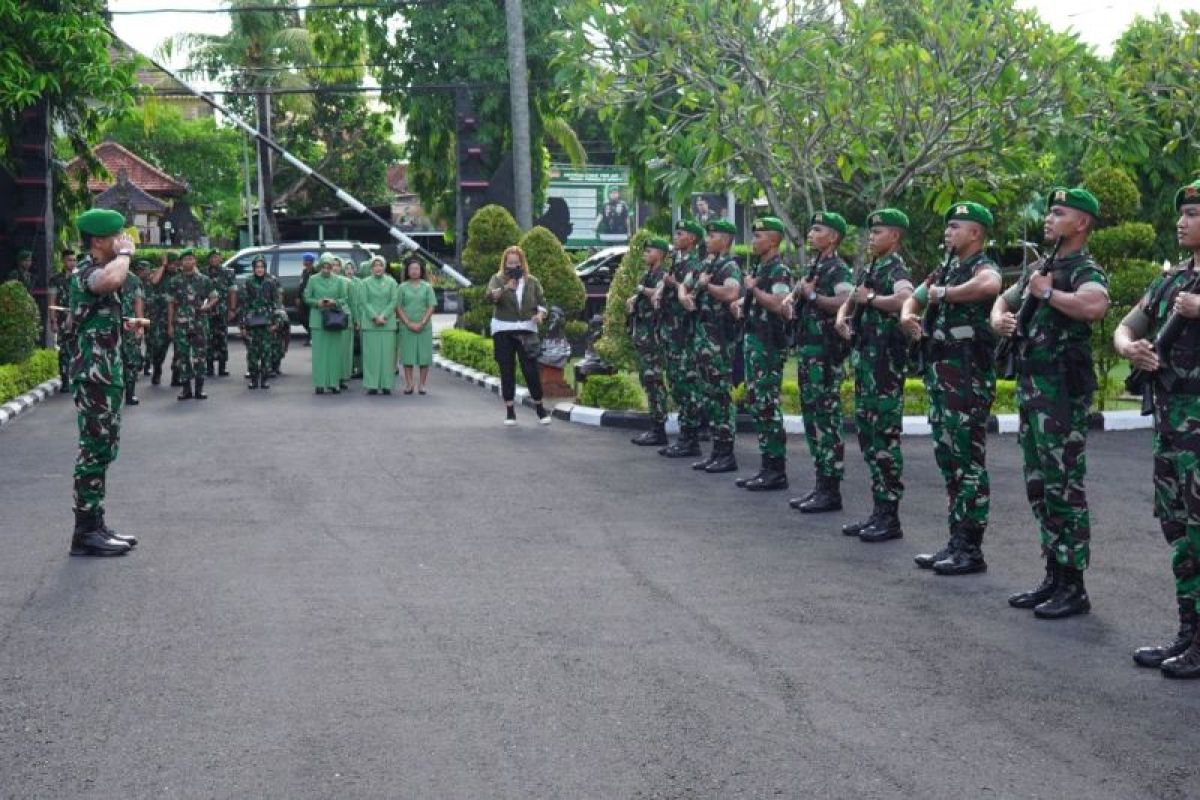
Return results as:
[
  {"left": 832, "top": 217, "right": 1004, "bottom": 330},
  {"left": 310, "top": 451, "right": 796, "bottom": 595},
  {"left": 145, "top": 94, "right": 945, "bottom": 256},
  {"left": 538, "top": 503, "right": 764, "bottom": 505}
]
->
[
  {"left": 67, "top": 141, "right": 189, "bottom": 197},
  {"left": 94, "top": 173, "right": 170, "bottom": 216}
]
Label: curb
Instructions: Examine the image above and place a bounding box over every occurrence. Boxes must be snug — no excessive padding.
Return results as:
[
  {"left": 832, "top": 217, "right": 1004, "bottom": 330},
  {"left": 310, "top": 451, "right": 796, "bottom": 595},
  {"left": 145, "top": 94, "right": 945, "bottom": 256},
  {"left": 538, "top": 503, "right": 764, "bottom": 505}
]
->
[
  {"left": 0, "top": 378, "right": 63, "bottom": 431},
  {"left": 432, "top": 351, "right": 1154, "bottom": 436}
]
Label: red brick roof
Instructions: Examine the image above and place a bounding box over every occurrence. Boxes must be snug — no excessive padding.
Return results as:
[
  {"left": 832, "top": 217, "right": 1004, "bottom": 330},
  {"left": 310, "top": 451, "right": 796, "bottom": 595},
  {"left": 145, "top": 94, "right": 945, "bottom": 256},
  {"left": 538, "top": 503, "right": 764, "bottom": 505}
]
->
[{"left": 67, "top": 141, "right": 189, "bottom": 197}]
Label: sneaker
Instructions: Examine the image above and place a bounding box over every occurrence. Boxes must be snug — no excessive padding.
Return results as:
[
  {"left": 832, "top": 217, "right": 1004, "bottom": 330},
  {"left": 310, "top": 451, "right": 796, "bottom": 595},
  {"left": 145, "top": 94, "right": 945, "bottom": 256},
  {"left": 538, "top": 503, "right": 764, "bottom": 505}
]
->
[
  {"left": 504, "top": 407, "right": 517, "bottom": 426},
  {"left": 536, "top": 404, "right": 551, "bottom": 425}
]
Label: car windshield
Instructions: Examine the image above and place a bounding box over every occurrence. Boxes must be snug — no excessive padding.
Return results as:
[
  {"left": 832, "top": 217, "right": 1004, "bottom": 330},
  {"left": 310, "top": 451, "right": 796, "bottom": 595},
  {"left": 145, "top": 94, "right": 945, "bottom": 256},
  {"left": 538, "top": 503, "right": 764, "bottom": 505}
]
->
[
  {"left": 577, "top": 249, "right": 622, "bottom": 272},
  {"left": 228, "top": 252, "right": 264, "bottom": 279}
]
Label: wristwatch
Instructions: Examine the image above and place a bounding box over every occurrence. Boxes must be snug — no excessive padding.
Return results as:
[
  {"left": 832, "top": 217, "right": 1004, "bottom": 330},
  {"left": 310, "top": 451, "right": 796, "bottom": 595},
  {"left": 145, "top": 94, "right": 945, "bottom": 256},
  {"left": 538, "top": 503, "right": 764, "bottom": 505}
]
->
[
  {"left": 934, "top": 286, "right": 947, "bottom": 302},
  {"left": 1040, "top": 286, "right": 1053, "bottom": 301},
  {"left": 117, "top": 249, "right": 133, "bottom": 257},
  {"left": 807, "top": 291, "right": 817, "bottom": 302},
  {"left": 866, "top": 291, "right": 877, "bottom": 305}
]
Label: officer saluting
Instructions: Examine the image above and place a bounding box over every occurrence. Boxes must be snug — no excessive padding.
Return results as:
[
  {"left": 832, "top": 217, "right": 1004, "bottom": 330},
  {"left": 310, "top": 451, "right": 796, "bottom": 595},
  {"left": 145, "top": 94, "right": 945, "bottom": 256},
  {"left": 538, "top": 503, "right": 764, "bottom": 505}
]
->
[
  {"left": 1114, "top": 179, "right": 1200, "bottom": 678},
  {"left": 68, "top": 209, "right": 139, "bottom": 557}
]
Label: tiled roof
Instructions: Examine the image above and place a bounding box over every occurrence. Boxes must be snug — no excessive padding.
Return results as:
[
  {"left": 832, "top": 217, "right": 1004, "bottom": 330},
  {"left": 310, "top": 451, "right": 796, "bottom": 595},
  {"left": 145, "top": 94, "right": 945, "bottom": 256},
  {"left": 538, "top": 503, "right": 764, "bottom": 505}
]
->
[
  {"left": 67, "top": 141, "right": 188, "bottom": 197},
  {"left": 94, "top": 176, "right": 170, "bottom": 215}
]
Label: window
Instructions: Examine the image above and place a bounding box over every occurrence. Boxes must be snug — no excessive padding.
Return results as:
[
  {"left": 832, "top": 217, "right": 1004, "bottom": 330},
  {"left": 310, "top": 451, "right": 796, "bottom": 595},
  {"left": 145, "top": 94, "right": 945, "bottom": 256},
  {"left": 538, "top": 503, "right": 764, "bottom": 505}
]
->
[
  {"left": 277, "top": 251, "right": 310, "bottom": 279},
  {"left": 229, "top": 252, "right": 265, "bottom": 280}
]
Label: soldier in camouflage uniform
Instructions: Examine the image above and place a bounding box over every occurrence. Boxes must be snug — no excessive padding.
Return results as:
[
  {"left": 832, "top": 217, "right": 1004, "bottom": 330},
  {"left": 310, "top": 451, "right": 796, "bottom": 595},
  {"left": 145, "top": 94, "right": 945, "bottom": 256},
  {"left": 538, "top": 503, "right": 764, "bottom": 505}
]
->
[
  {"left": 119, "top": 263, "right": 146, "bottom": 406},
  {"left": 787, "top": 212, "right": 853, "bottom": 513},
  {"left": 204, "top": 249, "right": 236, "bottom": 377},
  {"left": 627, "top": 236, "right": 671, "bottom": 446},
  {"left": 902, "top": 202, "right": 1002, "bottom": 575},
  {"left": 144, "top": 253, "right": 177, "bottom": 386},
  {"left": 656, "top": 219, "right": 706, "bottom": 458},
  {"left": 12, "top": 248, "right": 34, "bottom": 291},
  {"left": 735, "top": 216, "right": 793, "bottom": 491},
  {"left": 835, "top": 208, "right": 914, "bottom": 542},
  {"left": 992, "top": 187, "right": 1109, "bottom": 619},
  {"left": 67, "top": 209, "right": 138, "bottom": 557},
  {"left": 1114, "top": 179, "right": 1200, "bottom": 677},
  {"left": 270, "top": 306, "right": 291, "bottom": 376},
  {"left": 166, "top": 249, "right": 219, "bottom": 401},
  {"left": 680, "top": 219, "right": 743, "bottom": 473},
  {"left": 238, "top": 255, "right": 282, "bottom": 389},
  {"left": 48, "top": 250, "right": 78, "bottom": 393}
]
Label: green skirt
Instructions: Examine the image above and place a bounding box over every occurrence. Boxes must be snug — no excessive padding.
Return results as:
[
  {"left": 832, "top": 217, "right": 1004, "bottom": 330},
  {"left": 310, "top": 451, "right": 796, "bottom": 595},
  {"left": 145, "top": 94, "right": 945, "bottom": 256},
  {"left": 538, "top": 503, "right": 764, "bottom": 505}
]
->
[
  {"left": 399, "top": 325, "right": 433, "bottom": 367},
  {"left": 361, "top": 330, "right": 398, "bottom": 390}
]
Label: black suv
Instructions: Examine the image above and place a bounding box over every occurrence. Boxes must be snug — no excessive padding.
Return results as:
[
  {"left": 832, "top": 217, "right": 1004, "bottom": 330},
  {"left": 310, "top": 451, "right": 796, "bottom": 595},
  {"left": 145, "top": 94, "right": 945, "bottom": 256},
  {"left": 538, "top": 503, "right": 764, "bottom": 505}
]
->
[{"left": 225, "top": 241, "right": 381, "bottom": 324}]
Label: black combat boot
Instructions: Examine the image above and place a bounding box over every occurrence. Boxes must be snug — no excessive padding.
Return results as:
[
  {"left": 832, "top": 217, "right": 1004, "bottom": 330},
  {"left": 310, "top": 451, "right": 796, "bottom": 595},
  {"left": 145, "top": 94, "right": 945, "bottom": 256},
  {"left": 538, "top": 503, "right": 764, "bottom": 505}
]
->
[
  {"left": 798, "top": 475, "right": 842, "bottom": 513},
  {"left": 691, "top": 448, "right": 716, "bottom": 471},
  {"left": 1134, "top": 598, "right": 1197, "bottom": 668},
  {"left": 218, "top": 359, "right": 229, "bottom": 377},
  {"left": 659, "top": 428, "right": 701, "bottom": 458},
  {"left": 59, "top": 370, "right": 70, "bottom": 392},
  {"left": 177, "top": 378, "right": 194, "bottom": 400},
  {"left": 745, "top": 456, "right": 788, "bottom": 491},
  {"left": 1008, "top": 555, "right": 1059, "bottom": 609},
  {"left": 151, "top": 363, "right": 162, "bottom": 386},
  {"left": 170, "top": 368, "right": 181, "bottom": 387},
  {"left": 859, "top": 500, "right": 903, "bottom": 542},
  {"left": 843, "top": 503, "right": 882, "bottom": 537},
  {"left": 631, "top": 423, "right": 668, "bottom": 446},
  {"left": 735, "top": 455, "right": 768, "bottom": 488},
  {"left": 914, "top": 526, "right": 961, "bottom": 570},
  {"left": 97, "top": 510, "right": 137, "bottom": 548},
  {"left": 124, "top": 381, "right": 139, "bottom": 406},
  {"left": 70, "top": 510, "right": 130, "bottom": 557},
  {"left": 142, "top": 361, "right": 151, "bottom": 376},
  {"left": 933, "top": 523, "right": 987, "bottom": 575},
  {"left": 1033, "top": 566, "right": 1090, "bottom": 619},
  {"left": 704, "top": 439, "right": 738, "bottom": 474},
  {"left": 249, "top": 373, "right": 260, "bottom": 390},
  {"left": 259, "top": 373, "right": 270, "bottom": 389},
  {"left": 789, "top": 476, "right": 820, "bottom": 510},
  {"left": 1160, "top": 630, "right": 1200, "bottom": 679},
  {"left": 206, "top": 357, "right": 215, "bottom": 377},
  {"left": 193, "top": 376, "right": 208, "bottom": 400}
]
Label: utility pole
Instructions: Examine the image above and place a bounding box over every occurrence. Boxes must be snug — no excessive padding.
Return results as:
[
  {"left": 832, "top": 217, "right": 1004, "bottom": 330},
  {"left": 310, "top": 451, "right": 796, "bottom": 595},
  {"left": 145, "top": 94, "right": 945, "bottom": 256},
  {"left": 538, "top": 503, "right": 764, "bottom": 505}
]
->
[
  {"left": 255, "top": 89, "right": 276, "bottom": 244},
  {"left": 504, "top": 0, "right": 533, "bottom": 230}
]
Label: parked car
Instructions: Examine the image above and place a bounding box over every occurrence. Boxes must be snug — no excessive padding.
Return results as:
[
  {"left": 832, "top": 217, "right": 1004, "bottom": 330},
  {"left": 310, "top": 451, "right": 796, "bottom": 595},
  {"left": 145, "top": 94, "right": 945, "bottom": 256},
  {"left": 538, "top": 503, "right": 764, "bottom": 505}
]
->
[
  {"left": 225, "top": 241, "right": 381, "bottom": 325},
  {"left": 575, "top": 245, "right": 627, "bottom": 319}
]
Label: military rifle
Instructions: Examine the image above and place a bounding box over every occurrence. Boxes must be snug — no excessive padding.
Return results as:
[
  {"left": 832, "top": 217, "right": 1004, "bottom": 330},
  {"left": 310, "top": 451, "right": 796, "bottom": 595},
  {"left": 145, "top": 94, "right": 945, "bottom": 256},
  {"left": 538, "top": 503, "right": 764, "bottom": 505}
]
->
[
  {"left": 1126, "top": 257, "right": 1200, "bottom": 416},
  {"left": 846, "top": 258, "right": 878, "bottom": 347},
  {"left": 996, "top": 238, "right": 1062, "bottom": 379}
]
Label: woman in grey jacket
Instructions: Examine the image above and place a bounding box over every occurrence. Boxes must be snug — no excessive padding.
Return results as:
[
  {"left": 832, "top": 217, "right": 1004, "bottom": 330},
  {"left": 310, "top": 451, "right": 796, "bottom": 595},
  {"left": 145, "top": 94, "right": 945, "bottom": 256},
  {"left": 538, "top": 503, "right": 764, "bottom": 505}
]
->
[{"left": 487, "top": 246, "right": 551, "bottom": 426}]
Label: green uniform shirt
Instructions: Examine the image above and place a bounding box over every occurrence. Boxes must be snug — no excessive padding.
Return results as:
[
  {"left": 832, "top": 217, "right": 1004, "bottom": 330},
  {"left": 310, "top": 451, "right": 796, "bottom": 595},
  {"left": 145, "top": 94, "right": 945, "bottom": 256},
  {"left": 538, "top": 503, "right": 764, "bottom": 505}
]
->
[
  {"left": 1133, "top": 260, "right": 1200, "bottom": 385},
  {"left": 660, "top": 250, "right": 700, "bottom": 348},
  {"left": 920, "top": 250, "right": 1000, "bottom": 345},
  {"left": 691, "top": 253, "right": 742, "bottom": 342},
  {"left": 797, "top": 253, "right": 852, "bottom": 350},
  {"left": 166, "top": 271, "right": 218, "bottom": 325},
  {"left": 205, "top": 265, "right": 236, "bottom": 317},
  {"left": 238, "top": 274, "right": 281, "bottom": 325},
  {"left": 68, "top": 255, "right": 124, "bottom": 387},
  {"left": 745, "top": 254, "right": 793, "bottom": 346},
  {"left": 855, "top": 253, "right": 912, "bottom": 350},
  {"left": 1001, "top": 248, "right": 1107, "bottom": 368}
]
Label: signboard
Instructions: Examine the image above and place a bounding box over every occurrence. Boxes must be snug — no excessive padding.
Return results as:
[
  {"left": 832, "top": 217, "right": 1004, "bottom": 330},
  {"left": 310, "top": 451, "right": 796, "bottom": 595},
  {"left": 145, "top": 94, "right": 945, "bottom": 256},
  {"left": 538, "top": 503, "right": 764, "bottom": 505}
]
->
[{"left": 545, "top": 165, "right": 636, "bottom": 248}]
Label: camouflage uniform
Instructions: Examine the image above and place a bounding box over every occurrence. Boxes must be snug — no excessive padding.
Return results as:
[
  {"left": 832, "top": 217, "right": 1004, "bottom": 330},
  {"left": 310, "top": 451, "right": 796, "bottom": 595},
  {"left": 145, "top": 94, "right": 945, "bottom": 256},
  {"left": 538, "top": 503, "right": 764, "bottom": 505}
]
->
[
  {"left": 688, "top": 252, "right": 743, "bottom": 447},
  {"left": 661, "top": 251, "right": 703, "bottom": 434},
  {"left": 143, "top": 275, "right": 171, "bottom": 380},
  {"left": 630, "top": 262, "right": 669, "bottom": 426},
  {"left": 119, "top": 272, "right": 144, "bottom": 389},
  {"left": 852, "top": 253, "right": 912, "bottom": 504},
  {"left": 270, "top": 307, "right": 291, "bottom": 375},
  {"left": 167, "top": 270, "right": 217, "bottom": 382},
  {"left": 743, "top": 254, "right": 793, "bottom": 460},
  {"left": 205, "top": 262, "right": 235, "bottom": 373},
  {"left": 238, "top": 272, "right": 281, "bottom": 381},
  {"left": 49, "top": 269, "right": 75, "bottom": 384},
  {"left": 69, "top": 255, "right": 124, "bottom": 515},
  {"left": 796, "top": 254, "right": 853, "bottom": 480},
  {"left": 1003, "top": 249, "right": 1108, "bottom": 571}
]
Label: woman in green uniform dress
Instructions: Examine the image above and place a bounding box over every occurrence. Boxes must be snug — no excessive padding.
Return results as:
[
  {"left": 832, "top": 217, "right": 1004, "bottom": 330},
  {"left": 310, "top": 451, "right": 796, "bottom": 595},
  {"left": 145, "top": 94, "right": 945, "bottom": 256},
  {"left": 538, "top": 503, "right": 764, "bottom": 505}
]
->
[
  {"left": 358, "top": 256, "right": 401, "bottom": 394},
  {"left": 303, "top": 253, "right": 349, "bottom": 394},
  {"left": 398, "top": 255, "right": 437, "bottom": 395}
]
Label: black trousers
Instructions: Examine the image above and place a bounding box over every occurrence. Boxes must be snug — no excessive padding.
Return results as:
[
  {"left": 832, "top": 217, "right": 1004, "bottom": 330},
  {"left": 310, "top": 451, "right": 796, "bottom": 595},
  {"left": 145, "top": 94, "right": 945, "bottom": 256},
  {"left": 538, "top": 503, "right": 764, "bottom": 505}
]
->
[{"left": 492, "top": 331, "right": 543, "bottom": 403}]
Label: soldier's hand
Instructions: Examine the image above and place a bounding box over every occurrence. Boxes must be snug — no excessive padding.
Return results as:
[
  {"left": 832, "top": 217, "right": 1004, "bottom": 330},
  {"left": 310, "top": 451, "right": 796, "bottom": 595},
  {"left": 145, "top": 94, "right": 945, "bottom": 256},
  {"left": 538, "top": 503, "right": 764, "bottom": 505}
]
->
[
  {"left": 799, "top": 277, "right": 816, "bottom": 297},
  {"left": 664, "top": 273, "right": 677, "bottom": 287},
  {"left": 742, "top": 275, "right": 755, "bottom": 291},
  {"left": 780, "top": 300, "right": 795, "bottom": 322},
  {"left": 680, "top": 296, "right": 696, "bottom": 312},
  {"left": 114, "top": 233, "right": 136, "bottom": 257},
  {"left": 731, "top": 298, "right": 744, "bottom": 321},
  {"left": 625, "top": 296, "right": 636, "bottom": 313},
  {"left": 991, "top": 311, "right": 1017, "bottom": 337},
  {"left": 1028, "top": 272, "right": 1052, "bottom": 299},
  {"left": 852, "top": 285, "right": 872, "bottom": 304},
  {"left": 1173, "top": 291, "right": 1200, "bottom": 319},
  {"left": 1122, "top": 339, "right": 1160, "bottom": 372},
  {"left": 926, "top": 285, "right": 944, "bottom": 307},
  {"left": 697, "top": 273, "right": 711, "bottom": 288},
  {"left": 899, "top": 313, "right": 922, "bottom": 340},
  {"left": 834, "top": 318, "right": 851, "bottom": 341}
]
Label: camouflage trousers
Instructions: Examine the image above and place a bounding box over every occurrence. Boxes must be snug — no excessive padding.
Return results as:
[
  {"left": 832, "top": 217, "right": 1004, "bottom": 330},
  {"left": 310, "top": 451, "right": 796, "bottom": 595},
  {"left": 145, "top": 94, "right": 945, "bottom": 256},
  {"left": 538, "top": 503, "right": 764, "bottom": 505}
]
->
[
  {"left": 798, "top": 347, "right": 845, "bottom": 479},
  {"left": 853, "top": 347, "right": 905, "bottom": 503},
  {"left": 146, "top": 321, "right": 170, "bottom": 367},
  {"left": 120, "top": 330, "right": 143, "bottom": 386},
  {"left": 925, "top": 353, "right": 995, "bottom": 532},
  {"left": 744, "top": 333, "right": 786, "bottom": 459},
  {"left": 245, "top": 325, "right": 273, "bottom": 378},
  {"left": 57, "top": 330, "right": 75, "bottom": 379},
  {"left": 665, "top": 338, "right": 701, "bottom": 431},
  {"left": 695, "top": 325, "right": 736, "bottom": 444},
  {"left": 634, "top": 341, "right": 669, "bottom": 425},
  {"left": 173, "top": 320, "right": 209, "bottom": 381},
  {"left": 208, "top": 314, "right": 229, "bottom": 363},
  {"left": 1017, "top": 375, "right": 1091, "bottom": 570},
  {"left": 270, "top": 323, "right": 290, "bottom": 372},
  {"left": 1152, "top": 394, "right": 1200, "bottom": 600},
  {"left": 73, "top": 381, "right": 123, "bottom": 514}
]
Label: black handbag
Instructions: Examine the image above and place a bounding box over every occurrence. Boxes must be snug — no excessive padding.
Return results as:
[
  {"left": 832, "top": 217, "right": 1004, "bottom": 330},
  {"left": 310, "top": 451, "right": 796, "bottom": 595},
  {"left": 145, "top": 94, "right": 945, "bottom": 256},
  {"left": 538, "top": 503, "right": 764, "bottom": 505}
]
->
[
  {"left": 244, "top": 312, "right": 270, "bottom": 327},
  {"left": 513, "top": 330, "right": 542, "bottom": 360},
  {"left": 321, "top": 307, "right": 348, "bottom": 331}
]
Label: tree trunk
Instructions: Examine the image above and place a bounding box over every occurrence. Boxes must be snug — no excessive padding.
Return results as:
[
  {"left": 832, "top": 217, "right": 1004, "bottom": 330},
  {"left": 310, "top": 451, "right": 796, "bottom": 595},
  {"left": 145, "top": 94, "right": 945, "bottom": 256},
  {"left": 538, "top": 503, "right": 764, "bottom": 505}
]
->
[
  {"left": 256, "top": 90, "right": 277, "bottom": 244},
  {"left": 504, "top": 0, "right": 533, "bottom": 230}
]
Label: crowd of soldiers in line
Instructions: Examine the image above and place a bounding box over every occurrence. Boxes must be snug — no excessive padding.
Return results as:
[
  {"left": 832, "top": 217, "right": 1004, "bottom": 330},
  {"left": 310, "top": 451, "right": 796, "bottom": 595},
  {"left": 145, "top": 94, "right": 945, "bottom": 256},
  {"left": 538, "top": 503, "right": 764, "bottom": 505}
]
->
[
  {"left": 47, "top": 248, "right": 291, "bottom": 403},
  {"left": 624, "top": 182, "right": 1200, "bottom": 679}
]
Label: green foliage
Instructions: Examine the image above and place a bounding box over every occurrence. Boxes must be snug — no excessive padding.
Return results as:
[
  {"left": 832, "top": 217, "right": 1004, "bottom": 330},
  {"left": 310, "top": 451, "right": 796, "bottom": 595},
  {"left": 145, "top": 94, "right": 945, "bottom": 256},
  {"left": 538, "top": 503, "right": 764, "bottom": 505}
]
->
[
  {"left": 440, "top": 328, "right": 529, "bottom": 386},
  {"left": 596, "top": 229, "right": 653, "bottom": 370},
  {"left": 578, "top": 373, "right": 645, "bottom": 411},
  {"left": 1084, "top": 166, "right": 1141, "bottom": 226},
  {"left": 0, "top": 281, "right": 39, "bottom": 365},
  {"left": 1089, "top": 223, "right": 1157, "bottom": 267},
  {"left": 518, "top": 227, "right": 585, "bottom": 317},
  {"left": 0, "top": 349, "right": 58, "bottom": 404},
  {"left": 457, "top": 287, "right": 493, "bottom": 336},
  {"left": 1092, "top": 258, "right": 1163, "bottom": 409},
  {"left": 563, "top": 319, "right": 589, "bottom": 342},
  {"left": 461, "top": 205, "right": 522, "bottom": 284}
]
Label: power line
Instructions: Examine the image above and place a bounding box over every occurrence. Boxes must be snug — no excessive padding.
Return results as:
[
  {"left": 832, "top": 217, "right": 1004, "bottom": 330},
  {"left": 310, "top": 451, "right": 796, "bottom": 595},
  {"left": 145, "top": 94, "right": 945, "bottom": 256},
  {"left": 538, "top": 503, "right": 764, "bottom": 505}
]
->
[
  {"left": 109, "top": 1, "right": 443, "bottom": 14},
  {"left": 147, "top": 79, "right": 554, "bottom": 96}
]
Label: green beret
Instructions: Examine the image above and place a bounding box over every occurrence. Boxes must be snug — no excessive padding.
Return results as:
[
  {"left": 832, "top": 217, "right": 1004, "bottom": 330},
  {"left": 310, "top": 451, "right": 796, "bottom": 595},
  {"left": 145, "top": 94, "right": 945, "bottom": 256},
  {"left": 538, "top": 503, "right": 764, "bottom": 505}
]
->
[
  {"left": 133, "top": 258, "right": 154, "bottom": 269},
  {"left": 1175, "top": 180, "right": 1200, "bottom": 210},
  {"left": 75, "top": 208, "right": 126, "bottom": 237},
  {"left": 178, "top": 248, "right": 196, "bottom": 259},
  {"left": 645, "top": 236, "right": 671, "bottom": 252},
  {"left": 751, "top": 216, "right": 785, "bottom": 235},
  {"left": 166, "top": 251, "right": 180, "bottom": 262},
  {"left": 867, "top": 208, "right": 909, "bottom": 231},
  {"left": 16, "top": 248, "right": 32, "bottom": 260},
  {"left": 207, "top": 249, "right": 221, "bottom": 258},
  {"left": 675, "top": 219, "right": 706, "bottom": 239},
  {"left": 1047, "top": 186, "right": 1100, "bottom": 219},
  {"left": 810, "top": 211, "right": 847, "bottom": 236},
  {"left": 707, "top": 219, "right": 738, "bottom": 235},
  {"left": 944, "top": 201, "right": 994, "bottom": 229}
]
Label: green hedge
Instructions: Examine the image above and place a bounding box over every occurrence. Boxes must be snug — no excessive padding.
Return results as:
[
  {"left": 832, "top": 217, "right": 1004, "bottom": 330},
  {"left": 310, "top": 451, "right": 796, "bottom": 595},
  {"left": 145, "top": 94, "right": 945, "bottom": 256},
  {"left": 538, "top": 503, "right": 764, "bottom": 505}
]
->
[
  {"left": 0, "top": 280, "right": 39, "bottom": 365},
  {"left": 578, "top": 373, "right": 646, "bottom": 411},
  {"left": 0, "top": 348, "right": 58, "bottom": 405},
  {"left": 440, "top": 328, "right": 526, "bottom": 387}
]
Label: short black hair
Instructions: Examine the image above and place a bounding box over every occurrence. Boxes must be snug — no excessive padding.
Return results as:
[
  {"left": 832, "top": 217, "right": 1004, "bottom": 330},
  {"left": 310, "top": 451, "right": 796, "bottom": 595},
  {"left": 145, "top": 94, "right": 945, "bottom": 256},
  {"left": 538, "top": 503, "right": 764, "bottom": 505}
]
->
[
  {"left": 403, "top": 256, "right": 427, "bottom": 280},
  {"left": 61, "top": 248, "right": 75, "bottom": 257},
  {"left": 80, "top": 233, "right": 94, "bottom": 250}
]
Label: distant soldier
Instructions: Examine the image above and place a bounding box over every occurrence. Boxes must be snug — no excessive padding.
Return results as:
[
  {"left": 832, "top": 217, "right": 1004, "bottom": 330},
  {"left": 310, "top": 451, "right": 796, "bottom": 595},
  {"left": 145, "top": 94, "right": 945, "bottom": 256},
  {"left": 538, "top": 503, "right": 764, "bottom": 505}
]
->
[
  {"left": 166, "top": 248, "right": 218, "bottom": 400},
  {"left": 991, "top": 187, "right": 1108, "bottom": 620},
  {"left": 656, "top": 220, "right": 706, "bottom": 457},
  {"left": 269, "top": 306, "right": 291, "bottom": 377},
  {"left": 11, "top": 248, "right": 34, "bottom": 291},
  {"left": 204, "top": 249, "right": 236, "bottom": 377},
  {"left": 48, "top": 249, "right": 78, "bottom": 393},
  {"left": 143, "top": 253, "right": 174, "bottom": 386},
  {"left": 297, "top": 252, "right": 316, "bottom": 345},
  {"left": 238, "top": 255, "right": 281, "bottom": 389},
  {"left": 627, "top": 236, "right": 671, "bottom": 446},
  {"left": 835, "top": 209, "right": 914, "bottom": 542},
  {"left": 119, "top": 263, "right": 146, "bottom": 406}
]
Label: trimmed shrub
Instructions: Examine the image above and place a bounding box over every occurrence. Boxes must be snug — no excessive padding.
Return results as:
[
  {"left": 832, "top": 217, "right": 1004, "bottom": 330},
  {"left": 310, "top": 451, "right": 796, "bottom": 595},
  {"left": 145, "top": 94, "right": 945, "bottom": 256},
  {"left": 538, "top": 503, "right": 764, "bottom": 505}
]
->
[
  {"left": 0, "top": 348, "right": 58, "bottom": 404},
  {"left": 1089, "top": 222, "right": 1157, "bottom": 267},
  {"left": 0, "top": 280, "right": 39, "bottom": 365},
  {"left": 596, "top": 229, "right": 654, "bottom": 371},
  {"left": 578, "top": 373, "right": 645, "bottom": 410},
  {"left": 461, "top": 204, "right": 522, "bottom": 284},
  {"left": 518, "top": 226, "right": 585, "bottom": 317},
  {"left": 1084, "top": 166, "right": 1140, "bottom": 227},
  {"left": 457, "top": 286, "right": 493, "bottom": 335}
]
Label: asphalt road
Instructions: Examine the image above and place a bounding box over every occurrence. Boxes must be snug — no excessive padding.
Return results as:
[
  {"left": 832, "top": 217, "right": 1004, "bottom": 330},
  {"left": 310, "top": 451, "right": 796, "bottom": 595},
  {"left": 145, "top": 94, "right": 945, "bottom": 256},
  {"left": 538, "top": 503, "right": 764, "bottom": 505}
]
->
[{"left": 1, "top": 342, "right": 1197, "bottom": 799}]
